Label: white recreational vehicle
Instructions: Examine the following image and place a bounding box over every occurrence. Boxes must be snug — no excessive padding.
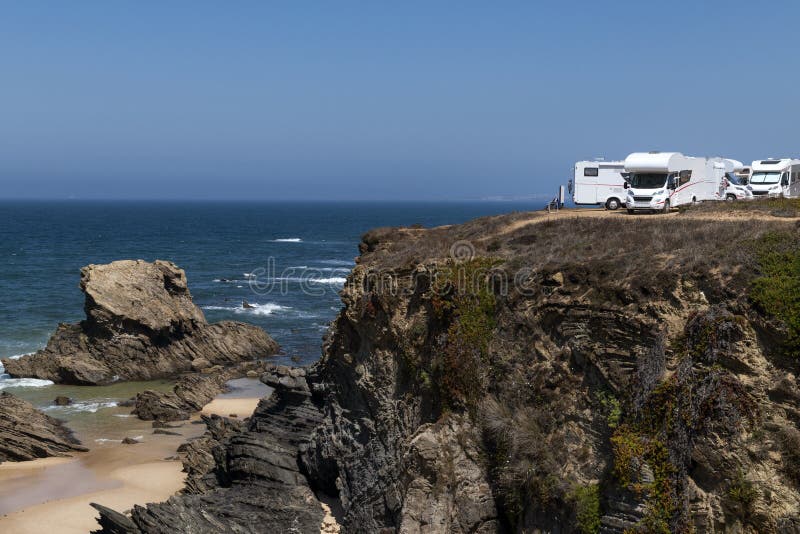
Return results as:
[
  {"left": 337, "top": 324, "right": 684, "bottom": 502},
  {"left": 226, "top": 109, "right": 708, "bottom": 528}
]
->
[
  {"left": 717, "top": 159, "right": 752, "bottom": 201},
  {"left": 570, "top": 160, "right": 627, "bottom": 210},
  {"left": 748, "top": 159, "right": 800, "bottom": 198},
  {"left": 623, "top": 152, "right": 725, "bottom": 213}
]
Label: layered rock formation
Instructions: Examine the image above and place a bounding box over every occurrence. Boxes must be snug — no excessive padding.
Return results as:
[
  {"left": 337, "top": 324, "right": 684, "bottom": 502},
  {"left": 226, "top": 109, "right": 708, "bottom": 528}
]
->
[
  {"left": 0, "top": 392, "right": 87, "bottom": 462},
  {"left": 95, "top": 207, "right": 800, "bottom": 533},
  {"left": 3, "top": 260, "right": 278, "bottom": 385},
  {"left": 92, "top": 364, "right": 326, "bottom": 533}
]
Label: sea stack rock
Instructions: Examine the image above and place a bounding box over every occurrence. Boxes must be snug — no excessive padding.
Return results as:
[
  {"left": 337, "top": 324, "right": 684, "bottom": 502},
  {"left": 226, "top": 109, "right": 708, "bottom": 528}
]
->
[
  {"left": 2, "top": 260, "right": 279, "bottom": 385},
  {"left": 0, "top": 392, "right": 88, "bottom": 462}
]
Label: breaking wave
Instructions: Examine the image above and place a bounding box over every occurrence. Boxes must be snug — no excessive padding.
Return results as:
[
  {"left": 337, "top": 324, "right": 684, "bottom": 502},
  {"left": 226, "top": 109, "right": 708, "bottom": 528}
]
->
[{"left": 44, "top": 400, "right": 118, "bottom": 414}]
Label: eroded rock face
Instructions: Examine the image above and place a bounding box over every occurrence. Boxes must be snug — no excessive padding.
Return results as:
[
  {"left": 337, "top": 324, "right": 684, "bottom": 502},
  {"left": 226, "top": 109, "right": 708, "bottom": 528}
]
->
[
  {"left": 0, "top": 392, "right": 88, "bottom": 462},
  {"left": 2, "top": 260, "right": 279, "bottom": 385},
  {"left": 95, "top": 212, "right": 800, "bottom": 533}
]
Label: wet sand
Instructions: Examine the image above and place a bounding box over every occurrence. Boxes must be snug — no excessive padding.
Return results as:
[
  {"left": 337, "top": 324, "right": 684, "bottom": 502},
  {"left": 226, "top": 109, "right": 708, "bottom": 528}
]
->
[
  {"left": 0, "top": 377, "right": 271, "bottom": 533},
  {"left": 0, "top": 459, "right": 187, "bottom": 534}
]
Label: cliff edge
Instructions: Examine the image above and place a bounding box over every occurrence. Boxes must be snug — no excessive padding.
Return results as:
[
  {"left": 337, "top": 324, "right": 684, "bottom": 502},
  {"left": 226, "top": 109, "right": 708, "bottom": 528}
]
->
[{"left": 96, "top": 202, "right": 800, "bottom": 533}]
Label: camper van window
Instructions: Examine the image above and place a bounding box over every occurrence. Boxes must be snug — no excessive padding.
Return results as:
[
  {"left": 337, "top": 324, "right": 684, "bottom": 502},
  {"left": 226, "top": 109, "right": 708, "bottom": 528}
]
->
[
  {"left": 629, "top": 173, "right": 668, "bottom": 189},
  {"left": 584, "top": 167, "right": 599, "bottom": 177},
  {"left": 678, "top": 170, "right": 691, "bottom": 186},
  {"left": 750, "top": 172, "right": 781, "bottom": 184}
]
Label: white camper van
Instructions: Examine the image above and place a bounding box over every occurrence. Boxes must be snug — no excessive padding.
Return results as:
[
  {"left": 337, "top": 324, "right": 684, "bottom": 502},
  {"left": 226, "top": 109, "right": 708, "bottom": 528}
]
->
[
  {"left": 716, "top": 159, "right": 752, "bottom": 201},
  {"left": 571, "top": 160, "right": 627, "bottom": 210},
  {"left": 623, "top": 152, "right": 721, "bottom": 213},
  {"left": 748, "top": 159, "right": 800, "bottom": 198}
]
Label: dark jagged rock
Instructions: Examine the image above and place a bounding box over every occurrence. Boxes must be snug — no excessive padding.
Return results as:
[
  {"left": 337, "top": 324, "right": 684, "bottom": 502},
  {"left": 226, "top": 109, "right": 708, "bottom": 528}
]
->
[
  {"left": 121, "top": 437, "right": 140, "bottom": 445},
  {"left": 3, "top": 260, "right": 278, "bottom": 385},
  {"left": 53, "top": 395, "right": 72, "bottom": 406},
  {"left": 132, "top": 390, "right": 190, "bottom": 422},
  {"left": 91, "top": 503, "right": 138, "bottom": 534},
  {"left": 93, "top": 364, "right": 326, "bottom": 533},
  {"left": 0, "top": 392, "right": 87, "bottom": 462},
  {"left": 153, "top": 429, "right": 181, "bottom": 436}
]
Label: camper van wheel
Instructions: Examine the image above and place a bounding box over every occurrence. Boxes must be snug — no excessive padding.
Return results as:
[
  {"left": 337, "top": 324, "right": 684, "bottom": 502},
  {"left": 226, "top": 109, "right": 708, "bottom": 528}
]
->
[
  {"left": 662, "top": 200, "right": 670, "bottom": 214},
  {"left": 726, "top": 194, "right": 736, "bottom": 202},
  {"left": 692, "top": 196, "right": 697, "bottom": 204},
  {"left": 605, "top": 198, "right": 620, "bottom": 210}
]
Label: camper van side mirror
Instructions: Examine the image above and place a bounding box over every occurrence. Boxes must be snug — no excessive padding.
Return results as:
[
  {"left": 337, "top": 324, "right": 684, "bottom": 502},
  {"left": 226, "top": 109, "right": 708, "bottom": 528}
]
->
[{"left": 623, "top": 182, "right": 629, "bottom": 189}]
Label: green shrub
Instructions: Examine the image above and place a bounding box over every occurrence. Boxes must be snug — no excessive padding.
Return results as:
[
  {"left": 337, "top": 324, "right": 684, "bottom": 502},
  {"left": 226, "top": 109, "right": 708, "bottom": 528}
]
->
[
  {"left": 596, "top": 390, "right": 622, "bottom": 429},
  {"left": 749, "top": 231, "right": 800, "bottom": 356},
  {"left": 570, "top": 484, "right": 601, "bottom": 534},
  {"left": 431, "top": 257, "right": 500, "bottom": 411},
  {"left": 727, "top": 470, "right": 757, "bottom": 515}
]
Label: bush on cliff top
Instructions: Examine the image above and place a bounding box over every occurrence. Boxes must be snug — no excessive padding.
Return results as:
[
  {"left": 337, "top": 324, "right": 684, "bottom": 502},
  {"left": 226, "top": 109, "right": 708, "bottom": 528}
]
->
[{"left": 748, "top": 230, "right": 800, "bottom": 356}]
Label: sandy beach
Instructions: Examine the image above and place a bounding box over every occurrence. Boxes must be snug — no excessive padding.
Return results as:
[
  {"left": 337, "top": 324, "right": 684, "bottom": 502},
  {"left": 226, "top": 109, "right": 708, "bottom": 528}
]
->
[
  {"left": 0, "top": 378, "right": 271, "bottom": 533},
  {"left": 202, "top": 396, "right": 262, "bottom": 418}
]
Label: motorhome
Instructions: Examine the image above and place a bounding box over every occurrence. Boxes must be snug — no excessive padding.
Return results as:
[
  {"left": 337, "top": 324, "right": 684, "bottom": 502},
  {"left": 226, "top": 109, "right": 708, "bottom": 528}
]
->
[
  {"left": 623, "top": 152, "right": 722, "bottom": 213},
  {"left": 748, "top": 159, "right": 800, "bottom": 198},
  {"left": 570, "top": 160, "right": 627, "bottom": 210},
  {"left": 717, "top": 159, "right": 752, "bottom": 201}
]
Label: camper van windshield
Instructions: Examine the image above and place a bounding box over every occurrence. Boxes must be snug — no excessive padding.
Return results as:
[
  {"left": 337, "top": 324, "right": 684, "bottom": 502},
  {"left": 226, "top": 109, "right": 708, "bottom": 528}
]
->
[
  {"left": 629, "top": 173, "right": 667, "bottom": 189},
  {"left": 725, "top": 173, "right": 742, "bottom": 186},
  {"left": 750, "top": 172, "right": 780, "bottom": 184}
]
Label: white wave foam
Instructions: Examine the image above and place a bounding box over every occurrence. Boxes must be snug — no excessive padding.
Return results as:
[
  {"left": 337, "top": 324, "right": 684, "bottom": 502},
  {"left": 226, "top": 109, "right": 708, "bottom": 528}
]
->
[
  {"left": 95, "top": 438, "right": 122, "bottom": 443},
  {"left": 44, "top": 400, "right": 118, "bottom": 413},
  {"left": 273, "top": 276, "right": 347, "bottom": 285},
  {"left": 8, "top": 353, "right": 31, "bottom": 360},
  {"left": 0, "top": 378, "right": 54, "bottom": 390},
  {"left": 203, "top": 303, "right": 290, "bottom": 316},
  {"left": 316, "top": 277, "right": 347, "bottom": 284},
  {"left": 271, "top": 238, "right": 302, "bottom": 242}
]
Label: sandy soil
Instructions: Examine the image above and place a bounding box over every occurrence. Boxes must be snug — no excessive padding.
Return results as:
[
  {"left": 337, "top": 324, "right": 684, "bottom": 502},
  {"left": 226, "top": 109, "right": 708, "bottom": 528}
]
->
[{"left": 494, "top": 206, "right": 799, "bottom": 237}]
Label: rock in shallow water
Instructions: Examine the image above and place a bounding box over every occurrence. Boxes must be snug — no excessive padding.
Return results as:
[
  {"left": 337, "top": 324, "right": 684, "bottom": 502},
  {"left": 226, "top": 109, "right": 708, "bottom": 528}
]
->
[
  {"left": 0, "top": 392, "right": 87, "bottom": 462},
  {"left": 1, "top": 260, "right": 279, "bottom": 385}
]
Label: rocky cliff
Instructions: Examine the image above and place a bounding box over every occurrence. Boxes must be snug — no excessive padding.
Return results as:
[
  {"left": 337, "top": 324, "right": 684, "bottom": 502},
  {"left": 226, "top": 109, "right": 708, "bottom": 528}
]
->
[
  {"left": 3, "top": 260, "right": 278, "bottom": 385},
  {"left": 96, "top": 203, "right": 800, "bottom": 533},
  {"left": 0, "top": 392, "right": 88, "bottom": 462}
]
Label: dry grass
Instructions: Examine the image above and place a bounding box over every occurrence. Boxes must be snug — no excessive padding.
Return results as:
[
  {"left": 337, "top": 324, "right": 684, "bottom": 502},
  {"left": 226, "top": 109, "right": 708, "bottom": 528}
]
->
[{"left": 680, "top": 197, "right": 800, "bottom": 218}]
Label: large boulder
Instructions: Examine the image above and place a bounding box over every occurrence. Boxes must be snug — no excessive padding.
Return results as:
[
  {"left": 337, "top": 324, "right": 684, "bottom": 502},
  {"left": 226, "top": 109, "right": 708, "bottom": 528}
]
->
[
  {"left": 0, "top": 392, "right": 88, "bottom": 462},
  {"left": 2, "top": 260, "right": 279, "bottom": 385}
]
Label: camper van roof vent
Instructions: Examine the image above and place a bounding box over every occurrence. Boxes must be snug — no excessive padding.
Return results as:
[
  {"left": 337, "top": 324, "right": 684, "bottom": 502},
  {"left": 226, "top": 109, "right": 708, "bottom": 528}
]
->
[
  {"left": 648, "top": 151, "right": 661, "bottom": 154},
  {"left": 760, "top": 160, "right": 781, "bottom": 164}
]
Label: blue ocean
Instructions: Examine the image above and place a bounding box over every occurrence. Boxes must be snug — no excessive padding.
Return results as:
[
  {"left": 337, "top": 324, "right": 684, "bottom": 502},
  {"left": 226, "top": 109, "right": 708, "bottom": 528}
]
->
[{"left": 0, "top": 201, "right": 533, "bottom": 387}]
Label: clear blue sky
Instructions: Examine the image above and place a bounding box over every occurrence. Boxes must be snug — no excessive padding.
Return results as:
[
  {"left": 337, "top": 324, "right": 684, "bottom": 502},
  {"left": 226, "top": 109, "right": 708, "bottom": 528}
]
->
[{"left": 1, "top": 1, "right": 798, "bottom": 200}]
